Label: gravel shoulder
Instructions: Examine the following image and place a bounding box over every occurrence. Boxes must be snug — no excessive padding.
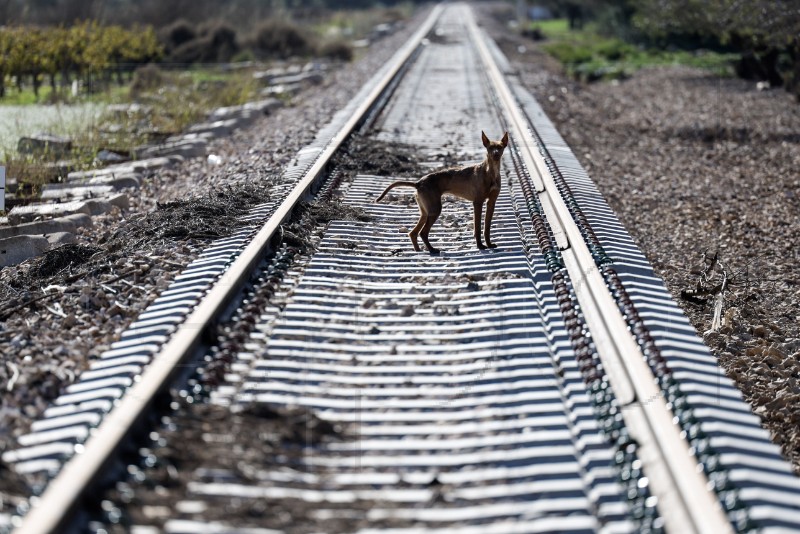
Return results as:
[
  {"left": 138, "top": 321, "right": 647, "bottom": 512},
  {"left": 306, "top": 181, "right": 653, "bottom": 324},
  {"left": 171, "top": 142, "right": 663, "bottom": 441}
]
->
[{"left": 480, "top": 8, "right": 800, "bottom": 472}]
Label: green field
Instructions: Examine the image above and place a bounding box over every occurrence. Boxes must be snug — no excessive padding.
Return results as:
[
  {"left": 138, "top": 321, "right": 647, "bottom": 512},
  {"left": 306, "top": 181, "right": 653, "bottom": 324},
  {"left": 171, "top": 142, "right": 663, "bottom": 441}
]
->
[{"left": 532, "top": 19, "right": 738, "bottom": 82}]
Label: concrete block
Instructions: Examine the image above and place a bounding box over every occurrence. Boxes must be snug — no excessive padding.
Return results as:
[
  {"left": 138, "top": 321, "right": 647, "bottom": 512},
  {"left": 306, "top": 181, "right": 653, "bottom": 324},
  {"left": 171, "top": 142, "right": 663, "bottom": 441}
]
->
[
  {"left": 8, "top": 201, "right": 93, "bottom": 225},
  {"left": 66, "top": 157, "right": 173, "bottom": 181},
  {"left": 81, "top": 175, "right": 141, "bottom": 190},
  {"left": 0, "top": 235, "right": 50, "bottom": 267},
  {"left": 83, "top": 199, "right": 113, "bottom": 216},
  {"left": 188, "top": 119, "right": 238, "bottom": 138},
  {"left": 107, "top": 193, "right": 129, "bottom": 211},
  {"left": 135, "top": 140, "right": 207, "bottom": 160},
  {"left": 0, "top": 213, "right": 92, "bottom": 240},
  {"left": 260, "top": 84, "right": 302, "bottom": 97},
  {"left": 41, "top": 184, "right": 115, "bottom": 201},
  {"left": 268, "top": 71, "right": 324, "bottom": 86},
  {"left": 129, "top": 157, "right": 174, "bottom": 171},
  {"left": 67, "top": 167, "right": 140, "bottom": 181},
  {"left": 45, "top": 232, "right": 76, "bottom": 246},
  {"left": 167, "top": 132, "right": 214, "bottom": 143},
  {"left": 243, "top": 98, "right": 283, "bottom": 115},
  {"left": 17, "top": 133, "right": 72, "bottom": 158}
]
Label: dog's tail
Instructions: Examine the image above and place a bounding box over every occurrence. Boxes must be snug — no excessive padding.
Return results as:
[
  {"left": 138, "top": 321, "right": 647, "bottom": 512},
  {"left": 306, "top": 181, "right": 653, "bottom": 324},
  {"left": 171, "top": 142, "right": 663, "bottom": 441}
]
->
[{"left": 375, "top": 180, "right": 418, "bottom": 202}]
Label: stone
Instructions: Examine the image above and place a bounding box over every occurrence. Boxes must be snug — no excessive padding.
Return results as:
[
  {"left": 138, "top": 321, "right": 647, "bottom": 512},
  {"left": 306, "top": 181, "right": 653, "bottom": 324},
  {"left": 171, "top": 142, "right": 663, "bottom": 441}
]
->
[{"left": 0, "top": 235, "right": 50, "bottom": 267}]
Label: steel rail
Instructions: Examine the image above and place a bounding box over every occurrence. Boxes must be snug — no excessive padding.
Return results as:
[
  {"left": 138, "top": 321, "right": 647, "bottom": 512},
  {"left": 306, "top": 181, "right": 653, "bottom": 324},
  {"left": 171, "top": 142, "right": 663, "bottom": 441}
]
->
[
  {"left": 14, "top": 6, "right": 443, "bottom": 534},
  {"left": 464, "top": 8, "right": 734, "bottom": 534}
]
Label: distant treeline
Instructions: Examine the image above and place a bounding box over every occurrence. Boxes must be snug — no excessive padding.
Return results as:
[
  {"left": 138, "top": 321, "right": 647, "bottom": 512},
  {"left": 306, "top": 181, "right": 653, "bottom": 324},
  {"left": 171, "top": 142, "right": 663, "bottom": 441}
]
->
[
  {"left": 0, "top": 0, "right": 421, "bottom": 27},
  {"left": 536, "top": 0, "right": 800, "bottom": 98},
  {"left": 0, "top": 0, "right": 420, "bottom": 99},
  {"left": 0, "top": 23, "right": 161, "bottom": 98}
]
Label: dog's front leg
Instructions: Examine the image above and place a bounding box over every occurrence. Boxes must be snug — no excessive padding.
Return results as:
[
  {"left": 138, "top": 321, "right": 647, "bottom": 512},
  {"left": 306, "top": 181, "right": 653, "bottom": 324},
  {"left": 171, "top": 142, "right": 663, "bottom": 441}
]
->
[
  {"left": 473, "top": 200, "right": 486, "bottom": 250},
  {"left": 484, "top": 191, "right": 499, "bottom": 248}
]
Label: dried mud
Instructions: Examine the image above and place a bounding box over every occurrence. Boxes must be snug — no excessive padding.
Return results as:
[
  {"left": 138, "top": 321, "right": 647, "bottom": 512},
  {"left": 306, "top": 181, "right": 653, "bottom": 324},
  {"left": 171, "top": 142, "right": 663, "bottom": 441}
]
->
[{"left": 95, "top": 402, "right": 411, "bottom": 533}]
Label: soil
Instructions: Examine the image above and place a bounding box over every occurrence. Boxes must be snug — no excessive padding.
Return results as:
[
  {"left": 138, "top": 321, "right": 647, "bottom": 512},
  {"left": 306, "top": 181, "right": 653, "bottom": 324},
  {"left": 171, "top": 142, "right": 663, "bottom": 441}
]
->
[
  {"left": 96, "top": 402, "right": 399, "bottom": 534},
  {"left": 332, "top": 134, "right": 426, "bottom": 178},
  {"left": 479, "top": 5, "right": 800, "bottom": 472}
]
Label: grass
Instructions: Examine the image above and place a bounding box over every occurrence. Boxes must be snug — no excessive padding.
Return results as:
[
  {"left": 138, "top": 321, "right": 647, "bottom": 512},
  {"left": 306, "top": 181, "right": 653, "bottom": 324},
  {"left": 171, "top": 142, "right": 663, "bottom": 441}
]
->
[
  {"left": 532, "top": 19, "right": 738, "bottom": 82},
  {"left": 0, "top": 65, "right": 260, "bottom": 211}
]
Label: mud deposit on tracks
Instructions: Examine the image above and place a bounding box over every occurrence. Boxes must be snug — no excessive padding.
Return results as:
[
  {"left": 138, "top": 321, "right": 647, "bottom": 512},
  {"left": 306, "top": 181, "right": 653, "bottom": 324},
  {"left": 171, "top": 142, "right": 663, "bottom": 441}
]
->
[
  {"left": 333, "top": 134, "right": 427, "bottom": 178},
  {"left": 96, "top": 403, "right": 408, "bottom": 533},
  {"left": 481, "top": 5, "right": 800, "bottom": 472}
]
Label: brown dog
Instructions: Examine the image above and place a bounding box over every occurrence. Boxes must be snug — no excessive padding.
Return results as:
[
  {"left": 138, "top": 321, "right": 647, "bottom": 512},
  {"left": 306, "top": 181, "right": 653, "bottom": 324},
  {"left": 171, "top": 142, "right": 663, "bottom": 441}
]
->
[{"left": 375, "top": 131, "right": 508, "bottom": 253}]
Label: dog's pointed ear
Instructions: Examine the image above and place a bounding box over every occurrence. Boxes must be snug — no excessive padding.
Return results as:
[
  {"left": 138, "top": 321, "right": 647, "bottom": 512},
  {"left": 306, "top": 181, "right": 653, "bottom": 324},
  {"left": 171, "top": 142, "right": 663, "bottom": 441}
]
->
[
  {"left": 501, "top": 131, "right": 509, "bottom": 147},
  {"left": 481, "top": 130, "right": 490, "bottom": 148}
]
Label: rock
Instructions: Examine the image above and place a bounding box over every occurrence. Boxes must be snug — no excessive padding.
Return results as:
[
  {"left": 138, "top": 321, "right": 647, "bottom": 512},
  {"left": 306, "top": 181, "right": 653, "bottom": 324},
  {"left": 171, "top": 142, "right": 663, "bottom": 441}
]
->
[
  {"left": 753, "top": 325, "right": 768, "bottom": 338},
  {"left": 0, "top": 235, "right": 50, "bottom": 267},
  {"left": 0, "top": 213, "right": 92, "bottom": 240},
  {"left": 17, "top": 133, "right": 72, "bottom": 159}
]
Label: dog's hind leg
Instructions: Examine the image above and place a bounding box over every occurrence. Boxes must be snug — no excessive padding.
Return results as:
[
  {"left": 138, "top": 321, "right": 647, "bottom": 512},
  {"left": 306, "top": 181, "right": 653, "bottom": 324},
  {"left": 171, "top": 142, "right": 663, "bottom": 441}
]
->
[
  {"left": 419, "top": 200, "right": 442, "bottom": 254},
  {"left": 409, "top": 206, "right": 426, "bottom": 252}
]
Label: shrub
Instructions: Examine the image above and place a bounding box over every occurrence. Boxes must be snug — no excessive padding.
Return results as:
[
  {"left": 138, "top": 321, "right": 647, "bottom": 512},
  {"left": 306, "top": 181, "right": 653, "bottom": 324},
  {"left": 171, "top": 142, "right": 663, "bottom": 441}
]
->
[
  {"left": 252, "top": 19, "right": 314, "bottom": 59},
  {"left": 201, "top": 22, "right": 239, "bottom": 62},
  {"left": 159, "top": 19, "right": 197, "bottom": 53},
  {"left": 543, "top": 42, "right": 593, "bottom": 65},
  {"left": 595, "top": 39, "right": 636, "bottom": 61},
  {"left": 317, "top": 39, "right": 353, "bottom": 61},
  {"left": 130, "top": 63, "right": 165, "bottom": 96}
]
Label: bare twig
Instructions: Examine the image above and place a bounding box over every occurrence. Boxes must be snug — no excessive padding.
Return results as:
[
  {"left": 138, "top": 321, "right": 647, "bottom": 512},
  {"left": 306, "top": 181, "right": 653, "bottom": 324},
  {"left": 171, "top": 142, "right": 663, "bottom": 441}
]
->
[{"left": 710, "top": 264, "right": 729, "bottom": 332}]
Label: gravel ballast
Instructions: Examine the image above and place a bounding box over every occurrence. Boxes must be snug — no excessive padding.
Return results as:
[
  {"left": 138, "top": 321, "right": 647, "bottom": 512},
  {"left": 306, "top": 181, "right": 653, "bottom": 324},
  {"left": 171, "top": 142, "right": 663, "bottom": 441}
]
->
[{"left": 480, "top": 9, "right": 800, "bottom": 472}]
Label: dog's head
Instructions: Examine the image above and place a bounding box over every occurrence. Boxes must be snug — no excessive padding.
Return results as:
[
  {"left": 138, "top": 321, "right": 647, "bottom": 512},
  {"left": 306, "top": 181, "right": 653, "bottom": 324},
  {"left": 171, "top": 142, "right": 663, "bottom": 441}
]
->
[{"left": 481, "top": 131, "right": 509, "bottom": 162}]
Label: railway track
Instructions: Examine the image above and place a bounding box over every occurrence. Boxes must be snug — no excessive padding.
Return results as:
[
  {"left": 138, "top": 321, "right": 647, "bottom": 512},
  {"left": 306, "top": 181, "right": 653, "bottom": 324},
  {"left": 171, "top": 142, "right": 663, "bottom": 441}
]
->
[{"left": 4, "top": 3, "right": 800, "bottom": 533}]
